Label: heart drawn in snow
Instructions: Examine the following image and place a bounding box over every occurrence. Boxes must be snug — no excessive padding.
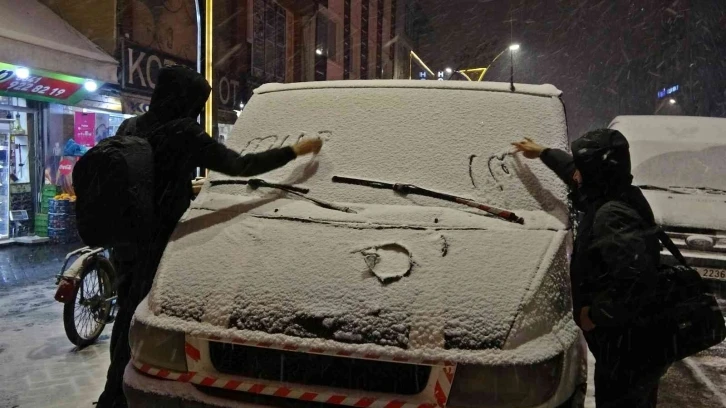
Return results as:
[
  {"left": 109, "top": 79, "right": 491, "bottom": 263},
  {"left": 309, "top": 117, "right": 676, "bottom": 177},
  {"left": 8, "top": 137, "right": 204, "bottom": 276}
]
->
[{"left": 359, "top": 243, "right": 413, "bottom": 284}]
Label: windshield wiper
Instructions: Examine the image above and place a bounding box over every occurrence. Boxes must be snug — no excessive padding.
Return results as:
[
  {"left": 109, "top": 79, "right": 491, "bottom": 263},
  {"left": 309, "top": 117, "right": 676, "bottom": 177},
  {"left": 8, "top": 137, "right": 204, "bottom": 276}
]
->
[
  {"left": 634, "top": 184, "right": 688, "bottom": 195},
  {"left": 671, "top": 186, "right": 726, "bottom": 195},
  {"left": 210, "top": 178, "right": 310, "bottom": 194},
  {"left": 210, "top": 178, "right": 356, "bottom": 213},
  {"left": 332, "top": 175, "right": 524, "bottom": 224}
]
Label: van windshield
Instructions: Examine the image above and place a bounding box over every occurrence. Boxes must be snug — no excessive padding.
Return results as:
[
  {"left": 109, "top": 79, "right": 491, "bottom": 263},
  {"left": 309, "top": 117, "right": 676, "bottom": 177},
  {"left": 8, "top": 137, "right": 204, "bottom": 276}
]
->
[{"left": 211, "top": 82, "right": 570, "bottom": 214}]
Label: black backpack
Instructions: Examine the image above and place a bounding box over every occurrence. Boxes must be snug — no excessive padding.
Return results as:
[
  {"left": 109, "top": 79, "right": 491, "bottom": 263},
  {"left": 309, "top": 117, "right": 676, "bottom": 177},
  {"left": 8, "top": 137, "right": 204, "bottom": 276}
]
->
[
  {"left": 593, "top": 197, "right": 726, "bottom": 365},
  {"left": 73, "top": 119, "right": 154, "bottom": 248},
  {"left": 634, "top": 231, "right": 726, "bottom": 365}
]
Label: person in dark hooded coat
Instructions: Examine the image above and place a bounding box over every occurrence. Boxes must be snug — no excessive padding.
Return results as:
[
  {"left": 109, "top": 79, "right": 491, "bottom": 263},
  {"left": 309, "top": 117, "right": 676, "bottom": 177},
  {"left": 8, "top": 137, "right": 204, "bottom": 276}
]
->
[
  {"left": 97, "top": 65, "right": 322, "bottom": 407},
  {"left": 513, "top": 130, "right": 670, "bottom": 408}
]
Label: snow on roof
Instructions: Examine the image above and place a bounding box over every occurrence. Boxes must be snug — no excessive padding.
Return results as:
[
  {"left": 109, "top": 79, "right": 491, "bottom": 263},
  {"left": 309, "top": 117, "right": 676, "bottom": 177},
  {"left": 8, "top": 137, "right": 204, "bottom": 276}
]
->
[
  {"left": 609, "top": 115, "right": 726, "bottom": 144},
  {"left": 256, "top": 80, "right": 564, "bottom": 99}
]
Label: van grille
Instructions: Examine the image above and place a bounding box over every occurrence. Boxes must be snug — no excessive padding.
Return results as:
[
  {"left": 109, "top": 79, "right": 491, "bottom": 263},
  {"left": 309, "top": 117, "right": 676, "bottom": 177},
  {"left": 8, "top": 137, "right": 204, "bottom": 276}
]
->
[{"left": 208, "top": 342, "right": 431, "bottom": 395}]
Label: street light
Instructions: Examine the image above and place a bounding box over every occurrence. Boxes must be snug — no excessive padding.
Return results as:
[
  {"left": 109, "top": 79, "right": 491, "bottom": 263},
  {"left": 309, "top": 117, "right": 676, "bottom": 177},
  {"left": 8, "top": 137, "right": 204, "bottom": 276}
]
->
[
  {"left": 669, "top": 98, "right": 677, "bottom": 105},
  {"left": 316, "top": 48, "right": 323, "bottom": 56},
  {"left": 458, "top": 44, "right": 522, "bottom": 82},
  {"left": 445, "top": 67, "right": 453, "bottom": 74}
]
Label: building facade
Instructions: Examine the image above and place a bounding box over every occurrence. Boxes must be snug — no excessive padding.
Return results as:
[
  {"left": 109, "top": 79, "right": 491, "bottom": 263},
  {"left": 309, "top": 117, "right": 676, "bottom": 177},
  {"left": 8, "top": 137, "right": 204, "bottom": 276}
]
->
[
  {"left": 0, "top": 0, "right": 428, "bottom": 241},
  {"left": 287, "top": 0, "right": 428, "bottom": 82},
  {"left": 0, "top": 0, "right": 118, "bottom": 241}
]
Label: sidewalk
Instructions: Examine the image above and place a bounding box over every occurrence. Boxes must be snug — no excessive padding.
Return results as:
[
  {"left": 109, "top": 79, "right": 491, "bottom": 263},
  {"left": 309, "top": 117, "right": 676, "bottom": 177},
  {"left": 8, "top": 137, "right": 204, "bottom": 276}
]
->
[{"left": 0, "top": 281, "right": 111, "bottom": 408}]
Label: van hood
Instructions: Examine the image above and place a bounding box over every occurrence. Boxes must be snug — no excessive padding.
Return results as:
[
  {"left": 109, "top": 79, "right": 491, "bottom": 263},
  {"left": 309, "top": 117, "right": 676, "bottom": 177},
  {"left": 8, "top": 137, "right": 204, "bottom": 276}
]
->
[
  {"left": 643, "top": 190, "right": 726, "bottom": 231},
  {"left": 148, "top": 200, "right": 568, "bottom": 352}
]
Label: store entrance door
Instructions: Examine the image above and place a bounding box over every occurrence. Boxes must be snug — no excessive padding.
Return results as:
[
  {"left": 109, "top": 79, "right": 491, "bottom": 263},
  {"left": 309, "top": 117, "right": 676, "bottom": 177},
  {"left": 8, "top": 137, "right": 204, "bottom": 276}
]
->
[{"left": 0, "top": 98, "right": 39, "bottom": 238}]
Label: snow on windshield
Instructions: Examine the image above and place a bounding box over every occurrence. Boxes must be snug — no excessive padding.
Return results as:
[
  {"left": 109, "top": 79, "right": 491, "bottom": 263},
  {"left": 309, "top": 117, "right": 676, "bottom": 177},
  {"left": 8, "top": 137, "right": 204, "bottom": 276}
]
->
[
  {"left": 210, "top": 81, "right": 570, "bottom": 217},
  {"left": 611, "top": 116, "right": 726, "bottom": 190}
]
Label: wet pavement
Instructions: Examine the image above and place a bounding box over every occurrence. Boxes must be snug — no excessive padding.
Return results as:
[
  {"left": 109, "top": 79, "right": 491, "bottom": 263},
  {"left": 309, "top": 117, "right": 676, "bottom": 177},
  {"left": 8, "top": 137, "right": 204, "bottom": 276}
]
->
[
  {"left": 0, "top": 281, "right": 112, "bottom": 408},
  {"left": 0, "top": 242, "right": 83, "bottom": 289}
]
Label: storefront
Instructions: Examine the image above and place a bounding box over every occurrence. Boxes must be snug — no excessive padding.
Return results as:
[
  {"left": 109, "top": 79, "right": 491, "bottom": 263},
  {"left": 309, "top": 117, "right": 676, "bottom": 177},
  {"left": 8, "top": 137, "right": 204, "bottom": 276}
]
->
[{"left": 0, "top": 0, "right": 118, "bottom": 243}]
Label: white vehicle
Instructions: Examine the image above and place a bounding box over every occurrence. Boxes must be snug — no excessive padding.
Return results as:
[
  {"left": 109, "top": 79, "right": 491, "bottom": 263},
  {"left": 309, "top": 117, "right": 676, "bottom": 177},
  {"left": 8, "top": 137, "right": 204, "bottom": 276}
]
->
[
  {"left": 609, "top": 115, "right": 726, "bottom": 283},
  {"left": 124, "top": 80, "right": 587, "bottom": 408}
]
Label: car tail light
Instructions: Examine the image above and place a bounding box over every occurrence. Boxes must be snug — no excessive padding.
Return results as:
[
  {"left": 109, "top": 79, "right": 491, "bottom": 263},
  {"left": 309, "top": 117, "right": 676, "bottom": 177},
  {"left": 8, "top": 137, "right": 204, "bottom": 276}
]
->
[
  {"left": 447, "top": 354, "right": 563, "bottom": 408},
  {"left": 129, "top": 320, "right": 188, "bottom": 373}
]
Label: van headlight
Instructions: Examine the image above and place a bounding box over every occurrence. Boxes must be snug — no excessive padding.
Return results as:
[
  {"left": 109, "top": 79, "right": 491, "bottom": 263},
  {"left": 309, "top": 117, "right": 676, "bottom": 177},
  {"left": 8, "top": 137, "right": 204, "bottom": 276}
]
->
[
  {"left": 448, "top": 354, "right": 563, "bottom": 408},
  {"left": 129, "top": 319, "right": 188, "bottom": 372}
]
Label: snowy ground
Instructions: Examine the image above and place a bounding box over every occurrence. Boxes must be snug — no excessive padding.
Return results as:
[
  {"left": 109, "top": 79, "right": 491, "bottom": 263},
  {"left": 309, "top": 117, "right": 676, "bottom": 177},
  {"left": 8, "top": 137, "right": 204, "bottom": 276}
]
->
[
  {"left": 0, "top": 280, "right": 725, "bottom": 408},
  {"left": 0, "top": 281, "right": 111, "bottom": 408}
]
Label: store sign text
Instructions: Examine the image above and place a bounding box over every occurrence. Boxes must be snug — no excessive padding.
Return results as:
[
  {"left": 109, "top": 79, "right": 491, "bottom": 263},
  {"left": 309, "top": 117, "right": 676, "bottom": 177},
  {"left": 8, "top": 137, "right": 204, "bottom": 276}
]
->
[
  {"left": 218, "top": 75, "right": 241, "bottom": 109},
  {"left": 657, "top": 85, "right": 680, "bottom": 99},
  {"left": 121, "top": 43, "right": 195, "bottom": 94},
  {"left": 125, "top": 100, "right": 150, "bottom": 115},
  {"left": 0, "top": 69, "right": 81, "bottom": 100}
]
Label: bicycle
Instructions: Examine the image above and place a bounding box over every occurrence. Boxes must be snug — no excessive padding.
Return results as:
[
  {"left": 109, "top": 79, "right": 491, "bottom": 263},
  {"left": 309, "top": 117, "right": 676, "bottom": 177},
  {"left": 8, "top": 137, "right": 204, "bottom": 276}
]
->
[{"left": 54, "top": 247, "right": 118, "bottom": 347}]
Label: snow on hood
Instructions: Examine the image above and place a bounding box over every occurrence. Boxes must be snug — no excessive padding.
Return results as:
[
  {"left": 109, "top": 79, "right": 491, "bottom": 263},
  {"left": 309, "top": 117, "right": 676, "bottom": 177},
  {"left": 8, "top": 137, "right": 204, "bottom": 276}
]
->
[
  {"left": 146, "top": 207, "right": 574, "bottom": 364},
  {"left": 643, "top": 190, "right": 726, "bottom": 231}
]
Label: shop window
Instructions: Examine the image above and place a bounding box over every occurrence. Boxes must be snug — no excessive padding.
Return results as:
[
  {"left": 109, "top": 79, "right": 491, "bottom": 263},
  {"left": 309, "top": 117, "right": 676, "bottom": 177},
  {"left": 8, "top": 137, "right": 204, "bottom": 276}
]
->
[
  {"left": 361, "top": 0, "right": 370, "bottom": 79},
  {"left": 405, "top": 3, "right": 419, "bottom": 45},
  {"left": 252, "top": 0, "right": 287, "bottom": 83},
  {"left": 316, "top": 13, "right": 340, "bottom": 63},
  {"left": 45, "top": 105, "right": 128, "bottom": 197}
]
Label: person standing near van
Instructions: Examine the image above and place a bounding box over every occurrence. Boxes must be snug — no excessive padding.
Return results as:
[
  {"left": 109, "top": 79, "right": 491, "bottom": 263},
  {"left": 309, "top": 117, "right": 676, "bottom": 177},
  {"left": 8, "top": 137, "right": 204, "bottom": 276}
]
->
[
  {"left": 97, "top": 65, "right": 322, "bottom": 407},
  {"left": 513, "top": 130, "right": 669, "bottom": 408}
]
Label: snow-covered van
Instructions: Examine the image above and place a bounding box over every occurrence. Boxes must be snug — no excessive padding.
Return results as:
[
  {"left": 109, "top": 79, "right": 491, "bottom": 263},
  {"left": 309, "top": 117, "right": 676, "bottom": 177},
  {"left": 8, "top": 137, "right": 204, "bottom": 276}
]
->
[
  {"left": 609, "top": 116, "right": 726, "bottom": 283},
  {"left": 125, "top": 81, "right": 587, "bottom": 408}
]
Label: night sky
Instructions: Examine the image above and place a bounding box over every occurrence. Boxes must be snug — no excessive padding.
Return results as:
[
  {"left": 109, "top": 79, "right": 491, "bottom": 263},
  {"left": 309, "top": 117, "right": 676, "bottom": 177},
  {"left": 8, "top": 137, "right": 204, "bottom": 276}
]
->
[{"left": 417, "top": 0, "right": 726, "bottom": 141}]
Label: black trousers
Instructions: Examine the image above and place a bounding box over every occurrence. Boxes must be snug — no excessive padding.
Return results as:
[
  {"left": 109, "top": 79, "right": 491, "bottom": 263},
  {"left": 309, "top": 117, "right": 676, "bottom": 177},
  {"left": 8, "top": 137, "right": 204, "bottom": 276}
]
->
[
  {"left": 586, "top": 328, "right": 670, "bottom": 408},
  {"left": 97, "top": 241, "right": 162, "bottom": 408}
]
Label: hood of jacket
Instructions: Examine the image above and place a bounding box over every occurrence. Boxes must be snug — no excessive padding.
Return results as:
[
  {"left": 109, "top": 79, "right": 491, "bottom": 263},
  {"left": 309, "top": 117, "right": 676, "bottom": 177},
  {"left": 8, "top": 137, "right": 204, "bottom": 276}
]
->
[
  {"left": 571, "top": 129, "right": 634, "bottom": 207},
  {"left": 148, "top": 65, "right": 212, "bottom": 123}
]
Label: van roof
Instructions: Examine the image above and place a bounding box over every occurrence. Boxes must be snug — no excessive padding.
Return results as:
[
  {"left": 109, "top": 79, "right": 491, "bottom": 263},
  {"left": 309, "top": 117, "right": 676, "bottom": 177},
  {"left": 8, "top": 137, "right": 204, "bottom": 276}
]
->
[
  {"left": 609, "top": 115, "right": 726, "bottom": 143},
  {"left": 256, "top": 80, "right": 563, "bottom": 98}
]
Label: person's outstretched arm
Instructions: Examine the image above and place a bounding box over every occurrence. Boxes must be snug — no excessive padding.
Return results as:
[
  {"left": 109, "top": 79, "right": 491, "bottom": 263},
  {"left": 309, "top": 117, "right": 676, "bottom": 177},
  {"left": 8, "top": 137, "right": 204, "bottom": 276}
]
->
[
  {"left": 179, "top": 120, "right": 322, "bottom": 177},
  {"left": 512, "top": 138, "right": 579, "bottom": 188}
]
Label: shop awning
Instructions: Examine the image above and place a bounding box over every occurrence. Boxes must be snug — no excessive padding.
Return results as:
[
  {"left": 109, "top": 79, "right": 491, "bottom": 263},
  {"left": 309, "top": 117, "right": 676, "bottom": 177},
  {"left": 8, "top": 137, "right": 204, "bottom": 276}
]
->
[{"left": 0, "top": 0, "right": 117, "bottom": 84}]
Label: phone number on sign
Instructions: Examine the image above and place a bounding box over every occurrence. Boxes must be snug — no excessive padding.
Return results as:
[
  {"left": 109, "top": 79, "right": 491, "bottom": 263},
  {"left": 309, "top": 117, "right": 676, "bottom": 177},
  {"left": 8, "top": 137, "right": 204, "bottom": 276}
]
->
[
  {"left": 0, "top": 74, "right": 83, "bottom": 100},
  {"left": 697, "top": 268, "right": 726, "bottom": 281},
  {"left": 6, "top": 81, "right": 69, "bottom": 97}
]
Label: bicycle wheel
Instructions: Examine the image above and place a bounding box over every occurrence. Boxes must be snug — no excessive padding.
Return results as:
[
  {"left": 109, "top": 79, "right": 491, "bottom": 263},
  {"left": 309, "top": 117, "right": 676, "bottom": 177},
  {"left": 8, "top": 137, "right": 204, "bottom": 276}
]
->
[{"left": 63, "top": 257, "right": 114, "bottom": 347}]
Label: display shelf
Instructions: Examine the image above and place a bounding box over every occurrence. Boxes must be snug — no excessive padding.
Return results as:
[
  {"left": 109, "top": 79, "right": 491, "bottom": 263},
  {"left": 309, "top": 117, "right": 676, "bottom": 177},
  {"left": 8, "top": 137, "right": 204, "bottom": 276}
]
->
[{"left": 0, "top": 120, "right": 10, "bottom": 239}]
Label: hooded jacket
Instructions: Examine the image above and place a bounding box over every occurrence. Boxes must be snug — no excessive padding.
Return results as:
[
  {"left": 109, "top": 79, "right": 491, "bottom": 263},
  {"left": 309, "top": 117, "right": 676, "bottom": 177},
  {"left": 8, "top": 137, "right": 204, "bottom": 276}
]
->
[
  {"left": 540, "top": 130, "right": 661, "bottom": 328},
  {"left": 116, "top": 65, "right": 296, "bottom": 242}
]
